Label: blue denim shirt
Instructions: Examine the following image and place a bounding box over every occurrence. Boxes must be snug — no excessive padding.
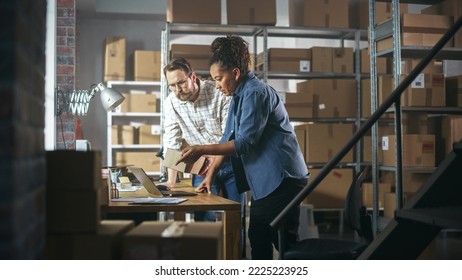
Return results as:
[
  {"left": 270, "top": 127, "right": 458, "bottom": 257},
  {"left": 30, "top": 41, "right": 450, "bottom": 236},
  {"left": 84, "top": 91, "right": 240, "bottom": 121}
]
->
[{"left": 220, "top": 71, "right": 309, "bottom": 200}]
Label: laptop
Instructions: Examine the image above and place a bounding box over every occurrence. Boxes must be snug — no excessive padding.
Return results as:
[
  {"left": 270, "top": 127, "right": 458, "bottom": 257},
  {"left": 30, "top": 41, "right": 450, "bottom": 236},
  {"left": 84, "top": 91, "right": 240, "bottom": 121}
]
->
[{"left": 128, "top": 166, "right": 197, "bottom": 197}]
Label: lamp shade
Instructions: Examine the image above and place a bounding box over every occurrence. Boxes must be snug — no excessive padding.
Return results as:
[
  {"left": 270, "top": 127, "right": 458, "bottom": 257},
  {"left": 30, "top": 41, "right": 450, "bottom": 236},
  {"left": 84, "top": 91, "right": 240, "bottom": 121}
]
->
[{"left": 95, "top": 83, "right": 125, "bottom": 112}]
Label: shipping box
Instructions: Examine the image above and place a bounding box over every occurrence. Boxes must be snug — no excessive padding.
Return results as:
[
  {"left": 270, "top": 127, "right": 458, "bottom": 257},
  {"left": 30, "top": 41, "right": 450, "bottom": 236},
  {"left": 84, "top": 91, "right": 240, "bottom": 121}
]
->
[
  {"left": 382, "top": 134, "right": 435, "bottom": 167},
  {"left": 133, "top": 50, "right": 161, "bottom": 81},
  {"left": 104, "top": 37, "right": 126, "bottom": 82},
  {"left": 349, "top": 0, "right": 408, "bottom": 29},
  {"left": 227, "top": 0, "right": 276, "bottom": 25},
  {"left": 115, "top": 152, "right": 161, "bottom": 173},
  {"left": 303, "top": 168, "right": 353, "bottom": 208},
  {"left": 119, "top": 93, "right": 157, "bottom": 113},
  {"left": 167, "top": 0, "right": 221, "bottom": 24},
  {"left": 445, "top": 76, "right": 462, "bottom": 107},
  {"left": 123, "top": 221, "right": 223, "bottom": 259},
  {"left": 256, "top": 48, "right": 311, "bottom": 72},
  {"left": 170, "top": 44, "right": 211, "bottom": 71},
  {"left": 289, "top": 0, "right": 349, "bottom": 28},
  {"left": 422, "top": 0, "right": 462, "bottom": 48}
]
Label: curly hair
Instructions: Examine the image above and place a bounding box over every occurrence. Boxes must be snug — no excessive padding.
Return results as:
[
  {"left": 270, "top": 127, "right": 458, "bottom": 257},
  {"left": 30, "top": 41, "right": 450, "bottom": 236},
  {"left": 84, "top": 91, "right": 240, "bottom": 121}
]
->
[{"left": 209, "top": 35, "right": 250, "bottom": 75}]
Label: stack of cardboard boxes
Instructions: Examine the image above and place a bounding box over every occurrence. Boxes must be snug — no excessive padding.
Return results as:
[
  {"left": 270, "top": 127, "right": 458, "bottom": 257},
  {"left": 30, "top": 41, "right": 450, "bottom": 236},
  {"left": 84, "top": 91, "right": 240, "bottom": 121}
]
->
[{"left": 46, "top": 151, "right": 135, "bottom": 259}]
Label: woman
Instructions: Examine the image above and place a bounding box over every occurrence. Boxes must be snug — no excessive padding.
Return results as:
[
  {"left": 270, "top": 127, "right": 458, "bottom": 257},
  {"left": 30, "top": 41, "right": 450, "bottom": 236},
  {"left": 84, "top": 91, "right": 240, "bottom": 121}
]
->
[{"left": 176, "top": 35, "right": 309, "bottom": 260}]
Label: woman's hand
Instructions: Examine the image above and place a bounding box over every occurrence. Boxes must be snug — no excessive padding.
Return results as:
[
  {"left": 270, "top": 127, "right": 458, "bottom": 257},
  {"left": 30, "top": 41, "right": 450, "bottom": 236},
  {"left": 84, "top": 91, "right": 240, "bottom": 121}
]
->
[
  {"left": 195, "top": 175, "right": 213, "bottom": 193},
  {"left": 176, "top": 145, "right": 204, "bottom": 165}
]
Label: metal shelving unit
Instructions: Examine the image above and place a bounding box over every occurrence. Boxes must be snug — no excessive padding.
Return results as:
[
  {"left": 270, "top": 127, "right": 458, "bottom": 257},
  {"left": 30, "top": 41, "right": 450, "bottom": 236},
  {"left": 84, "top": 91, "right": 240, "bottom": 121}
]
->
[
  {"left": 106, "top": 80, "right": 163, "bottom": 176},
  {"left": 368, "top": 0, "right": 462, "bottom": 234}
]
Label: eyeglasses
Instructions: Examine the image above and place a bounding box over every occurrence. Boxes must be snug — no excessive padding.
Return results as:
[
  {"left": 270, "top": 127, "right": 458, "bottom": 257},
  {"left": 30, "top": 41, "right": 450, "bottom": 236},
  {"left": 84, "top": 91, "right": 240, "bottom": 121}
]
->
[{"left": 168, "top": 76, "right": 191, "bottom": 91}]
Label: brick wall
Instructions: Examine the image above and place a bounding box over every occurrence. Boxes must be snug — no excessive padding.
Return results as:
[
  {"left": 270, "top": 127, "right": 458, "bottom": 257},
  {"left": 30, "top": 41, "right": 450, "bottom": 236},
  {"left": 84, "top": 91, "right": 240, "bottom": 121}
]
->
[
  {"left": 56, "top": 0, "right": 76, "bottom": 150},
  {"left": 0, "top": 0, "right": 47, "bottom": 259}
]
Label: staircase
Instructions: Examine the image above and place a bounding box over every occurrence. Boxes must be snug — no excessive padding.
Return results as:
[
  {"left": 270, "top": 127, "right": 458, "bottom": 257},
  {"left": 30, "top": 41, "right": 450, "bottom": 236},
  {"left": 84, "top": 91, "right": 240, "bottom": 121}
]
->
[{"left": 359, "top": 142, "right": 462, "bottom": 259}]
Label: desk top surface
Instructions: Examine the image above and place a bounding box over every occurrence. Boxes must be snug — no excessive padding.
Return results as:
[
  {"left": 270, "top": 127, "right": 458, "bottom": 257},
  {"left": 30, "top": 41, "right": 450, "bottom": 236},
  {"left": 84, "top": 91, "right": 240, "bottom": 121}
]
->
[{"left": 103, "top": 180, "right": 240, "bottom": 213}]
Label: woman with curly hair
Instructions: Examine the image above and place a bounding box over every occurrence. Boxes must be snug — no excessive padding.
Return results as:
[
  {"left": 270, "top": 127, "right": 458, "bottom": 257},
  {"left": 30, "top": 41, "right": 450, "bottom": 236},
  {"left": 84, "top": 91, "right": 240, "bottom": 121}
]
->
[{"left": 177, "top": 35, "right": 309, "bottom": 260}]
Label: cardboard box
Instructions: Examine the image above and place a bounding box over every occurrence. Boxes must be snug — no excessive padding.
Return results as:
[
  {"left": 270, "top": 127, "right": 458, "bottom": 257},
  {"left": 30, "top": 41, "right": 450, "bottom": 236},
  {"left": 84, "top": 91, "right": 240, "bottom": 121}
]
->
[
  {"left": 227, "top": 0, "right": 276, "bottom": 25},
  {"left": 438, "top": 116, "right": 462, "bottom": 164},
  {"left": 115, "top": 152, "right": 161, "bottom": 173},
  {"left": 47, "top": 151, "right": 102, "bottom": 191},
  {"left": 300, "top": 0, "right": 349, "bottom": 28},
  {"left": 422, "top": 0, "right": 462, "bottom": 48},
  {"left": 381, "top": 170, "right": 432, "bottom": 193},
  {"left": 170, "top": 44, "right": 211, "bottom": 71},
  {"left": 163, "top": 148, "right": 207, "bottom": 174},
  {"left": 303, "top": 123, "right": 355, "bottom": 163},
  {"left": 401, "top": 59, "right": 443, "bottom": 75},
  {"left": 360, "top": 48, "right": 388, "bottom": 74},
  {"left": 256, "top": 48, "right": 311, "bottom": 72},
  {"left": 401, "top": 13, "right": 453, "bottom": 35},
  {"left": 112, "top": 126, "right": 135, "bottom": 145},
  {"left": 104, "top": 37, "right": 126, "bottom": 82},
  {"left": 349, "top": 0, "right": 408, "bottom": 29},
  {"left": 445, "top": 76, "right": 462, "bottom": 107},
  {"left": 303, "top": 168, "right": 353, "bottom": 208},
  {"left": 46, "top": 220, "right": 135, "bottom": 260},
  {"left": 139, "top": 125, "right": 161, "bottom": 145},
  {"left": 167, "top": 0, "right": 221, "bottom": 24},
  {"left": 119, "top": 93, "right": 157, "bottom": 113},
  {"left": 47, "top": 189, "right": 100, "bottom": 233},
  {"left": 332, "top": 47, "right": 353, "bottom": 74},
  {"left": 295, "top": 79, "right": 356, "bottom": 118},
  {"left": 310, "top": 47, "right": 333, "bottom": 73},
  {"left": 122, "top": 221, "right": 223, "bottom": 259},
  {"left": 362, "top": 182, "right": 392, "bottom": 208},
  {"left": 382, "top": 134, "right": 435, "bottom": 167},
  {"left": 401, "top": 74, "right": 445, "bottom": 107},
  {"left": 133, "top": 50, "right": 161, "bottom": 81},
  {"left": 376, "top": 32, "right": 452, "bottom": 52}
]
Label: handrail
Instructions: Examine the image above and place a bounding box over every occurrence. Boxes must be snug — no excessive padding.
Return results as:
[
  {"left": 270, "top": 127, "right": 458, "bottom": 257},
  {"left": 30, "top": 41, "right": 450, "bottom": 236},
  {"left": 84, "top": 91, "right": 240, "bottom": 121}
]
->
[{"left": 271, "top": 16, "right": 462, "bottom": 231}]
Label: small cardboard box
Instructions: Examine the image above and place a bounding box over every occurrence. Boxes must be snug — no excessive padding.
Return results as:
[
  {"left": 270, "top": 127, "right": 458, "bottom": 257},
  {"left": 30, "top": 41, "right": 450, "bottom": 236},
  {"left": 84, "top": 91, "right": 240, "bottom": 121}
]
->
[
  {"left": 170, "top": 44, "right": 211, "bottom": 71},
  {"left": 133, "top": 50, "right": 161, "bottom": 81},
  {"left": 167, "top": 0, "right": 221, "bottom": 24},
  {"left": 163, "top": 148, "right": 207, "bottom": 174},
  {"left": 119, "top": 93, "right": 157, "bottom": 113},
  {"left": 112, "top": 125, "right": 135, "bottom": 145},
  {"left": 227, "top": 0, "right": 276, "bottom": 25},
  {"left": 139, "top": 125, "right": 161, "bottom": 145},
  {"left": 332, "top": 47, "right": 354, "bottom": 74},
  {"left": 46, "top": 189, "right": 100, "bottom": 234},
  {"left": 104, "top": 37, "right": 126, "bottom": 82},
  {"left": 46, "top": 151, "right": 102, "bottom": 191},
  {"left": 401, "top": 74, "right": 445, "bottom": 107},
  {"left": 115, "top": 152, "right": 161, "bottom": 173},
  {"left": 303, "top": 168, "right": 353, "bottom": 208},
  {"left": 302, "top": 0, "right": 349, "bottom": 28},
  {"left": 445, "top": 76, "right": 462, "bottom": 107},
  {"left": 382, "top": 134, "right": 435, "bottom": 167},
  {"left": 122, "top": 221, "right": 223, "bottom": 259},
  {"left": 46, "top": 220, "right": 135, "bottom": 260},
  {"left": 256, "top": 48, "right": 311, "bottom": 72}
]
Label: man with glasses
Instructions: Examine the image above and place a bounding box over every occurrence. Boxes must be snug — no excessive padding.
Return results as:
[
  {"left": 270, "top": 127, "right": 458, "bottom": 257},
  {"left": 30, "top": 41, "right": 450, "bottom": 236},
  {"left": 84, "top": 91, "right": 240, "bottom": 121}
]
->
[{"left": 163, "top": 57, "right": 244, "bottom": 224}]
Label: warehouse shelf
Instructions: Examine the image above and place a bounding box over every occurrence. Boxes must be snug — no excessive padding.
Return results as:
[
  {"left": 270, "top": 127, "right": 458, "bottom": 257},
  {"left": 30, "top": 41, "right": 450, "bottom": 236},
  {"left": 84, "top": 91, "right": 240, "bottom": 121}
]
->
[
  {"left": 106, "top": 81, "right": 163, "bottom": 177},
  {"left": 368, "top": 0, "right": 462, "bottom": 234}
]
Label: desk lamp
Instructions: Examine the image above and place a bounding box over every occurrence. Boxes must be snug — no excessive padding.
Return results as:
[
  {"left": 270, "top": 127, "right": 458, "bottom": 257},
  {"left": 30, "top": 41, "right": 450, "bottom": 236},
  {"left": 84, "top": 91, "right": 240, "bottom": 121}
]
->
[{"left": 57, "top": 82, "right": 125, "bottom": 116}]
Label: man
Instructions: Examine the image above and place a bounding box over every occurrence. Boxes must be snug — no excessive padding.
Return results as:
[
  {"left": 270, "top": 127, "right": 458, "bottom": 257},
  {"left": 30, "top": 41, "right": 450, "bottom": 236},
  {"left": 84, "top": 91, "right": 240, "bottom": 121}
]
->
[{"left": 163, "top": 57, "right": 244, "bottom": 222}]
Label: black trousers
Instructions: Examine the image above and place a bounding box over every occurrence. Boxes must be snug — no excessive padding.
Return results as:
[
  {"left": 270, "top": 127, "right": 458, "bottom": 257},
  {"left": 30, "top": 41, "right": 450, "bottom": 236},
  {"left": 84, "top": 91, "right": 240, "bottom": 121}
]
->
[{"left": 248, "top": 177, "right": 307, "bottom": 260}]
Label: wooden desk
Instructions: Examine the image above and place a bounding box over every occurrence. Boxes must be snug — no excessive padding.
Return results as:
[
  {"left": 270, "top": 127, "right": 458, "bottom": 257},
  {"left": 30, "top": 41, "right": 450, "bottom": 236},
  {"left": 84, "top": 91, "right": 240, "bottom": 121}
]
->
[{"left": 102, "top": 183, "right": 241, "bottom": 260}]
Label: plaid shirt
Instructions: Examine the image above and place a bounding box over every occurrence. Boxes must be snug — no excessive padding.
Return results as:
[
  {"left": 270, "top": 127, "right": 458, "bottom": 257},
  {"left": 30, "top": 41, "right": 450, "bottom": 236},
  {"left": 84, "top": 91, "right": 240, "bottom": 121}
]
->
[{"left": 163, "top": 79, "right": 230, "bottom": 151}]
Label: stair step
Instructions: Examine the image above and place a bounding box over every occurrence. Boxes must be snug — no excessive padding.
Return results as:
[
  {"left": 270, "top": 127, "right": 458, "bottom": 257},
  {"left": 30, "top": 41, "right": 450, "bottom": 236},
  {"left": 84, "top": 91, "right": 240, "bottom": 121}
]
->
[{"left": 396, "top": 206, "right": 462, "bottom": 230}]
